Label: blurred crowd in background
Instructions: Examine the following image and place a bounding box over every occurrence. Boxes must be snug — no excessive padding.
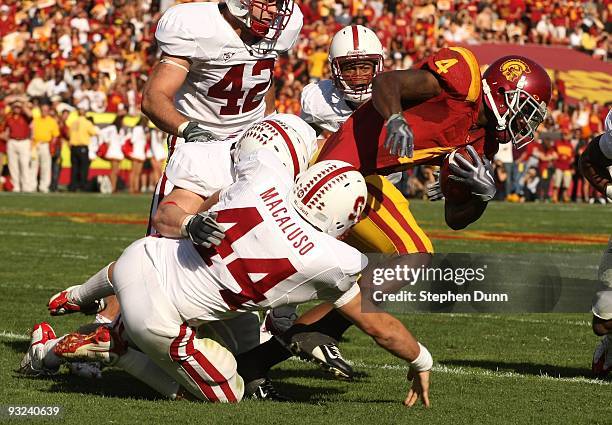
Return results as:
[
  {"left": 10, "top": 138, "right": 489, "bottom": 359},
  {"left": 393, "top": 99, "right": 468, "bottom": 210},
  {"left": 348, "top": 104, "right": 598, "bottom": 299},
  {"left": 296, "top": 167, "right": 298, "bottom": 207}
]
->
[{"left": 0, "top": 0, "right": 610, "bottom": 202}]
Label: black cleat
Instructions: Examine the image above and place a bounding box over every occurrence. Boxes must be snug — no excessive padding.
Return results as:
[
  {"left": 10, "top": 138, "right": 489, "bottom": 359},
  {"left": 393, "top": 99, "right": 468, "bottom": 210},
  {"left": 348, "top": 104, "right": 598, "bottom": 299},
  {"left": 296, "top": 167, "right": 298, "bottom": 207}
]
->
[
  {"left": 245, "top": 378, "right": 291, "bottom": 402},
  {"left": 288, "top": 332, "right": 354, "bottom": 379}
]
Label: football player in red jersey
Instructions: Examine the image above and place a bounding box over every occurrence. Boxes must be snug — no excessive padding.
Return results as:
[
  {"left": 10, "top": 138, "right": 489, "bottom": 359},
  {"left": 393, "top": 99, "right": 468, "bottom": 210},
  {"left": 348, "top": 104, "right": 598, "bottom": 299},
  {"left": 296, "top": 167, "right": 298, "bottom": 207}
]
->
[
  {"left": 235, "top": 49, "right": 553, "bottom": 387},
  {"left": 578, "top": 109, "right": 612, "bottom": 377}
]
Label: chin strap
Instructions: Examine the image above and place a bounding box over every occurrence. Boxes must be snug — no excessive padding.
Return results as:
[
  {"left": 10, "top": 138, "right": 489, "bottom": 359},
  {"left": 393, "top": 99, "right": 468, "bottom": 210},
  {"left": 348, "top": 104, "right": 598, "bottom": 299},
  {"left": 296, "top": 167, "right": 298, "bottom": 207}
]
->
[{"left": 481, "top": 79, "right": 507, "bottom": 131}]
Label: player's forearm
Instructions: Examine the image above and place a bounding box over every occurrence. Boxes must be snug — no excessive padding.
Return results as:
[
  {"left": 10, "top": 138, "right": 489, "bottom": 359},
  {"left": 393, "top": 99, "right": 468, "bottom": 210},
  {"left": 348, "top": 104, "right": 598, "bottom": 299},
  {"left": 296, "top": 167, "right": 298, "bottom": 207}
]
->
[
  {"left": 152, "top": 203, "right": 192, "bottom": 238},
  {"left": 372, "top": 70, "right": 441, "bottom": 120},
  {"left": 350, "top": 309, "right": 421, "bottom": 361},
  {"left": 444, "top": 197, "right": 487, "bottom": 230},
  {"left": 580, "top": 135, "right": 611, "bottom": 196},
  {"left": 141, "top": 90, "right": 189, "bottom": 136}
]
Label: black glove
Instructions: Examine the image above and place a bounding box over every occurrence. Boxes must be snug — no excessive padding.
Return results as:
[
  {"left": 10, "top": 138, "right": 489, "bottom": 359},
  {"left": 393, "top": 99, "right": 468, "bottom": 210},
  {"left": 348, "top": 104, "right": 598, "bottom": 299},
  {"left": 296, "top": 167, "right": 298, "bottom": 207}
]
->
[
  {"left": 426, "top": 171, "right": 444, "bottom": 201},
  {"left": 182, "top": 121, "right": 216, "bottom": 143},
  {"left": 184, "top": 211, "right": 225, "bottom": 247},
  {"left": 448, "top": 145, "right": 496, "bottom": 202},
  {"left": 383, "top": 113, "right": 414, "bottom": 158}
]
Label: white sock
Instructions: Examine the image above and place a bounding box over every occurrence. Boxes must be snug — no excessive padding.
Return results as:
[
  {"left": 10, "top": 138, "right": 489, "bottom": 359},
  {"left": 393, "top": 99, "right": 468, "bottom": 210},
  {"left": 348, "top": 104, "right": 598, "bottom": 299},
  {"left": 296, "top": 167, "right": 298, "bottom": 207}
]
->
[
  {"left": 70, "top": 263, "right": 115, "bottom": 305},
  {"left": 42, "top": 337, "right": 65, "bottom": 369},
  {"left": 115, "top": 348, "right": 180, "bottom": 399}
]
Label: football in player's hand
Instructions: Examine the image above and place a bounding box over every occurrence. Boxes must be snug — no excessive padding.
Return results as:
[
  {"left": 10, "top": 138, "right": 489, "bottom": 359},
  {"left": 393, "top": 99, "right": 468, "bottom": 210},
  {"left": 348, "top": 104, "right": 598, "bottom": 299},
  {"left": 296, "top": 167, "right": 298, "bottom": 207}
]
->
[{"left": 440, "top": 147, "right": 474, "bottom": 204}]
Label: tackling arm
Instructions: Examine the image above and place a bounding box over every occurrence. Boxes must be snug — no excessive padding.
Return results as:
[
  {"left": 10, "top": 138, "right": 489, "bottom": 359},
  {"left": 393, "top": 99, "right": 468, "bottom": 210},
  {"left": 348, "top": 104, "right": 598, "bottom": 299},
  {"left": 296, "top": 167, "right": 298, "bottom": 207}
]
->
[
  {"left": 371, "top": 70, "right": 442, "bottom": 120},
  {"left": 152, "top": 187, "right": 207, "bottom": 238},
  {"left": 579, "top": 134, "right": 611, "bottom": 198},
  {"left": 141, "top": 53, "right": 191, "bottom": 136}
]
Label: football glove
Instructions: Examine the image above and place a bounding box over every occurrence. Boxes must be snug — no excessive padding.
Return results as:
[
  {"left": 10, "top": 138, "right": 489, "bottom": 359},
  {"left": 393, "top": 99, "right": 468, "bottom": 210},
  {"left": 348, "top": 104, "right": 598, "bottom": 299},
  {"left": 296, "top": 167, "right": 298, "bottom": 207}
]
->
[
  {"left": 182, "top": 121, "right": 216, "bottom": 143},
  {"left": 184, "top": 211, "right": 225, "bottom": 247},
  {"left": 384, "top": 113, "right": 414, "bottom": 158},
  {"left": 448, "top": 145, "right": 496, "bottom": 202},
  {"left": 426, "top": 171, "right": 444, "bottom": 201}
]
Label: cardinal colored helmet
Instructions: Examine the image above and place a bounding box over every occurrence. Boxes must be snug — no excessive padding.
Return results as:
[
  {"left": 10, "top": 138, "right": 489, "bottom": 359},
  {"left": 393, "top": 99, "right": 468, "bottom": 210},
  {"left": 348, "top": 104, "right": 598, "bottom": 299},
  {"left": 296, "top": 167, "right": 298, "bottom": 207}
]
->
[{"left": 481, "top": 55, "right": 552, "bottom": 148}]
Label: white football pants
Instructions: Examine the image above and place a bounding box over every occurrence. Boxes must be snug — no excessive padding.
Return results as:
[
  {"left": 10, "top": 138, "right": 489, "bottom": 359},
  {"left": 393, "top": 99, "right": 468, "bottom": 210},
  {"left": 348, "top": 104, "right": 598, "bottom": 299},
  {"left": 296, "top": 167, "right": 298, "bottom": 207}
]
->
[{"left": 113, "top": 239, "right": 244, "bottom": 402}]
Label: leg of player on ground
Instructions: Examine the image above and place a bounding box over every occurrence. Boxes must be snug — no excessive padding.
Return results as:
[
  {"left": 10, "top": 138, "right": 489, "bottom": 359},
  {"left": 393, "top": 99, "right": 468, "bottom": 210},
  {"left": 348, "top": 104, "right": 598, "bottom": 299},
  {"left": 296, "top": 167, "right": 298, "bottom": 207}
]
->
[{"left": 111, "top": 239, "right": 244, "bottom": 402}]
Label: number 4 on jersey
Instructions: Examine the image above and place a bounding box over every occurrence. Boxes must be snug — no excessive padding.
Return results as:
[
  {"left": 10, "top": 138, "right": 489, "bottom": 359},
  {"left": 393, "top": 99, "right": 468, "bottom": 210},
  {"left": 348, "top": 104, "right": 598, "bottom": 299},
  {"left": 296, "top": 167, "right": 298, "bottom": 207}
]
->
[
  {"left": 201, "top": 207, "right": 297, "bottom": 309},
  {"left": 435, "top": 58, "right": 458, "bottom": 74}
]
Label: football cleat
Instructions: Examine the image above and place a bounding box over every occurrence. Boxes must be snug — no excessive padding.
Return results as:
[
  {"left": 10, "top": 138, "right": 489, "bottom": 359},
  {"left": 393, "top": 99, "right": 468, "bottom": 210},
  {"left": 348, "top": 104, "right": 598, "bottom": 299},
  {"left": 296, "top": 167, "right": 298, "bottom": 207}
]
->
[
  {"left": 18, "top": 322, "right": 59, "bottom": 376},
  {"left": 245, "top": 377, "right": 291, "bottom": 402},
  {"left": 288, "top": 331, "right": 354, "bottom": 379},
  {"left": 48, "top": 285, "right": 106, "bottom": 316},
  {"left": 592, "top": 336, "right": 612, "bottom": 378},
  {"left": 53, "top": 325, "right": 126, "bottom": 366}
]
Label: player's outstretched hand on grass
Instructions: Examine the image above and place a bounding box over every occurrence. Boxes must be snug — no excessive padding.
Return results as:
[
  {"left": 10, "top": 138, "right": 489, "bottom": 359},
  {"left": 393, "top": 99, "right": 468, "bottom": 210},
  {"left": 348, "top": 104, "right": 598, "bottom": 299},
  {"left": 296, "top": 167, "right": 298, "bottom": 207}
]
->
[
  {"left": 384, "top": 113, "right": 414, "bottom": 158},
  {"left": 185, "top": 211, "right": 225, "bottom": 247},
  {"left": 404, "top": 368, "right": 431, "bottom": 408},
  {"left": 448, "top": 145, "right": 496, "bottom": 202}
]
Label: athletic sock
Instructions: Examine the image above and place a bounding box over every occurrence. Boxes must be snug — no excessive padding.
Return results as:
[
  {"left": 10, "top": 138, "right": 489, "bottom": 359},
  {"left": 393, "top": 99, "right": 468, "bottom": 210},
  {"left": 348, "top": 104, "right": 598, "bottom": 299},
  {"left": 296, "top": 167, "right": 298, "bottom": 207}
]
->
[
  {"left": 69, "top": 263, "right": 114, "bottom": 305},
  {"left": 236, "top": 336, "right": 292, "bottom": 383},
  {"left": 300, "top": 309, "right": 352, "bottom": 342}
]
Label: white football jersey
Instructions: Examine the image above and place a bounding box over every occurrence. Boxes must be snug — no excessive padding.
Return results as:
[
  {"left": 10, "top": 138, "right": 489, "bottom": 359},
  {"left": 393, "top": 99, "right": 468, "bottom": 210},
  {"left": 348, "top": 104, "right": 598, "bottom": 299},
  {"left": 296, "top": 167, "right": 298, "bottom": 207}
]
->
[
  {"left": 145, "top": 150, "right": 366, "bottom": 325},
  {"left": 598, "top": 109, "right": 612, "bottom": 160},
  {"left": 156, "top": 2, "right": 303, "bottom": 138},
  {"left": 300, "top": 79, "right": 356, "bottom": 133}
]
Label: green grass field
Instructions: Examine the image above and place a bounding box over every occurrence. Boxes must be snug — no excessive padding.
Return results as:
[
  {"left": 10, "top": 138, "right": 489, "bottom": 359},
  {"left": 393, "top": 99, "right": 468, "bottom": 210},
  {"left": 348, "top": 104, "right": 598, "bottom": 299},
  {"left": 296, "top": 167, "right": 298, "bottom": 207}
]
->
[{"left": 0, "top": 193, "right": 610, "bottom": 424}]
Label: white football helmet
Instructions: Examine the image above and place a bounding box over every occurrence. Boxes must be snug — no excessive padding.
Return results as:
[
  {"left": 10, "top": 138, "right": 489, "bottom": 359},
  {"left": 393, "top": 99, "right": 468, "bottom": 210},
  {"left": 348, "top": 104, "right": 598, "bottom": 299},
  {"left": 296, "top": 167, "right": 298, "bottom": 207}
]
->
[
  {"left": 329, "top": 25, "right": 384, "bottom": 104},
  {"left": 225, "top": 0, "right": 294, "bottom": 41},
  {"left": 289, "top": 160, "right": 367, "bottom": 238},
  {"left": 233, "top": 114, "right": 317, "bottom": 178}
]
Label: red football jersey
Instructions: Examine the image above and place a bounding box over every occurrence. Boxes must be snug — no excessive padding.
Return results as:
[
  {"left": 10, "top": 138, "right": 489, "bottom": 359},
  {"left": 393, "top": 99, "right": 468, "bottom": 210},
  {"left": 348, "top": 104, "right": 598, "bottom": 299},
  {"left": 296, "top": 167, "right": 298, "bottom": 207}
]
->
[{"left": 316, "top": 47, "right": 498, "bottom": 174}]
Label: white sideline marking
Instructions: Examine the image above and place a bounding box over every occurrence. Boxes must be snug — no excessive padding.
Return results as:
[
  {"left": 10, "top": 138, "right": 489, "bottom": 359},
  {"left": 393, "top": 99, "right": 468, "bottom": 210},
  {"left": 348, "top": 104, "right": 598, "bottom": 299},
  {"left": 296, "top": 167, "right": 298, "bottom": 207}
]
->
[
  {"left": 286, "top": 357, "right": 610, "bottom": 386},
  {"left": 2, "top": 331, "right": 606, "bottom": 386},
  {"left": 446, "top": 313, "right": 590, "bottom": 327},
  {"left": 349, "top": 361, "right": 611, "bottom": 386},
  {"left": 0, "top": 331, "right": 29, "bottom": 341}
]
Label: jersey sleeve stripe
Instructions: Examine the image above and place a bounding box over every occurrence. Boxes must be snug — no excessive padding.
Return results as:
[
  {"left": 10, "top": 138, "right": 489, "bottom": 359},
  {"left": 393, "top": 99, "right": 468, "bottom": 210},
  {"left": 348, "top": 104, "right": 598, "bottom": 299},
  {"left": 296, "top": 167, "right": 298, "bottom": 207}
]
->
[
  {"left": 449, "top": 47, "right": 481, "bottom": 103},
  {"left": 397, "top": 146, "right": 456, "bottom": 166}
]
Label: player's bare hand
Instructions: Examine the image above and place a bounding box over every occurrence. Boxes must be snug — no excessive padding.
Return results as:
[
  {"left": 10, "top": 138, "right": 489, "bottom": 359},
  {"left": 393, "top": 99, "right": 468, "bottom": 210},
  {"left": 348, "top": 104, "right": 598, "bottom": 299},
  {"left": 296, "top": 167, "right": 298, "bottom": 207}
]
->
[
  {"left": 448, "top": 145, "right": 496, "bottom": 202},
  {"left": 426, "top": 171, "right": 444, "bottom": 201},
  {"left": 404, "top": 368, "right": 430, "bottom": 408},
  {"left": 182, "top": 121, "right": 216, "bottom": 143},
  {"left": 185, "top": 211, "right": 225, "bottom": 247},
  {"left": 384, "top": 113, "right": 414, "bottom": 158}
]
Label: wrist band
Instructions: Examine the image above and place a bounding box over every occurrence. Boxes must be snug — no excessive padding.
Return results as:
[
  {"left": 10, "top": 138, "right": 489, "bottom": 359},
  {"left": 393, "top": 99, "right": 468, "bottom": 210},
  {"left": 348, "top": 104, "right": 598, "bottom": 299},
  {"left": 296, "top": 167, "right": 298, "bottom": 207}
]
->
[
  {"left": 410, "top": 342, "right": 433, "bottom": 372},
  {"left": 180, "top": 214, "right": 194, "bottom": 238},
  {"left": 177, "top": 121, "right": 190, "bottom": 138}
]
